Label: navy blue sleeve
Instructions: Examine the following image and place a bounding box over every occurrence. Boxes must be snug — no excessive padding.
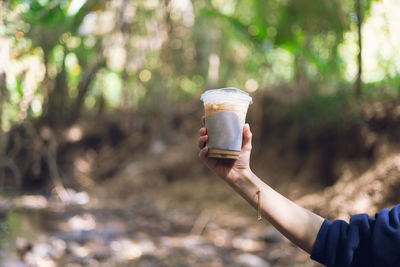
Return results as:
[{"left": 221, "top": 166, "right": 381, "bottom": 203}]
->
[{"left": 310, "top": 204, "right": 400, "bottom": 267}]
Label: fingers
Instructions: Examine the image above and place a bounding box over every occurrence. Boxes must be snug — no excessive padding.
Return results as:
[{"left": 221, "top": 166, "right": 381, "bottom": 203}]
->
[
  {"left": 198, "top": 117, "right": 208, "bottom": 157},
  {"left": 242, "top": 123, "right": 252, "bottom": 152},
  {"left": 198, "top": 135, "right": 208, "bottom": 149},
  {"left": 198, "top": 146, "right": 208, "bottom": 161},
  {"left": 199, "top": 127, "right": 206, "bottom": 136}
]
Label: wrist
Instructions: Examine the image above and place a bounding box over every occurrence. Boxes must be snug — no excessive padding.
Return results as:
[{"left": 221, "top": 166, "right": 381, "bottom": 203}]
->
[
  {"left": 236, "top": 168, "right": 255, "bottom": 183},
  {"left": 230, "top": 169, "right": 261, "bottom": 205}
]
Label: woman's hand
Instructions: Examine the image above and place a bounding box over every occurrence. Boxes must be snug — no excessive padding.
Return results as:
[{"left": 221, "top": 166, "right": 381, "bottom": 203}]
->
[
  {"left": 198, "top": 116, "right": 324, "bottom": 255},
  {"left": 198, "top": 116, "right": 253, "bottom": 184}
]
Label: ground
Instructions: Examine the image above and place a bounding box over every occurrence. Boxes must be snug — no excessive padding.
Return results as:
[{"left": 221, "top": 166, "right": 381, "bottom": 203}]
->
[
  {"left": 1, "top": 100, "right": 400, "bottom": 266},
  {"left": 1, "top": 172, "right": 324, "bottom": 267}
]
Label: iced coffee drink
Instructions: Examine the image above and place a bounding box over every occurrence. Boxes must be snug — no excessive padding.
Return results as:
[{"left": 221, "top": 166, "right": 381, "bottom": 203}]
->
[{"left": 200, "top": 88, "right": 252, "bottom": 159}]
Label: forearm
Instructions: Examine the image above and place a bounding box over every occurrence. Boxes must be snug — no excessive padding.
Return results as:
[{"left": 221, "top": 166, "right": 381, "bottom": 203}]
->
[{"left": 230, "top": 170, "right": 324, "bottom": 254}]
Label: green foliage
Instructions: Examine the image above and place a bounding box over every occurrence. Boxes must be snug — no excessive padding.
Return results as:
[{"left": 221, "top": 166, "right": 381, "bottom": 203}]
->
[
  {"left": 1, "top": 0, "right": 399, "bottom": 131},
  {"left": 0, "top": 217, "right": 8, "bottom": 246}
]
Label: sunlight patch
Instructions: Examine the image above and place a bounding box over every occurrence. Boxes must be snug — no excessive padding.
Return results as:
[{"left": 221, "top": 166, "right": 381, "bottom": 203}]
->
[{"left": 67, "top": 0, "right": 87, "bottom": 16}]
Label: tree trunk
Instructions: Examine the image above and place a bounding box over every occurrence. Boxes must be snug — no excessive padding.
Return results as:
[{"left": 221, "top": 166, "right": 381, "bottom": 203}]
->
[
  {"left": 150, "top": 0, "right": 173, "bottom": 142},
  {"left": 0, "top": 73, "right": 6, "bottom": 155},
  {"left": 69, "top": 60, "right": 105, "bottom": 122},
  {"left": 355, "top": 0, "right": 363, "bottom": 98},
  {"left": 41, "top": 55, "right": 69, "bottom": 126}
]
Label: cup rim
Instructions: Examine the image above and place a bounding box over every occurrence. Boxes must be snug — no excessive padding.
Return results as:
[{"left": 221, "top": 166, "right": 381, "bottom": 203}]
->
[{"left": 200, "top": 87, "right": 253, "bottom": 104}]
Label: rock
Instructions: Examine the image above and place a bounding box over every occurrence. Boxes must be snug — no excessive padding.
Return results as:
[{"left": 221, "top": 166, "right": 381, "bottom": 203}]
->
[
  {"left": 14, "top": 195, "right": 47, "bottom": 209},
  {"left": 16, "top": 237, "right": 32, "bottom": 259},
  {"left": 67, "top": 241, "right": 90, "bottom": 258},
  {"left": 261, "top": 226, "right": 284, "bottom": 243},
  {"left": 237, "top": 253, "right": 271, "bottom": 267},
  {"left": 136, "top": 254, "right": 164, "bottom": 267},
  {"left": 64, "top": 189, "right": 90, "bottom": 206},
  {"left": 48, "top": 237, "right": 67, "bottom": 259},
  {"left": 0, "top": 259, "right": 27, "bottom": 267},
  {"left": 110, "top": 238, "right": 143, "bottom": 261},
  {"left": 84, "top": 238, "right": 110, "bottom": 260}
]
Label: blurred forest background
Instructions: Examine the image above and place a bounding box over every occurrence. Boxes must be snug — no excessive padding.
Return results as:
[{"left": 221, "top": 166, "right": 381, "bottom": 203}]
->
[{"left": 1, "top": 0, "right": 400, "bottom": 266}]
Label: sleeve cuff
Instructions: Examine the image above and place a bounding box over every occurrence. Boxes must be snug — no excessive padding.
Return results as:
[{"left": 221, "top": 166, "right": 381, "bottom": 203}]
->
[{"left": 310, "top": 218, "right": 332, "bottom": 264}]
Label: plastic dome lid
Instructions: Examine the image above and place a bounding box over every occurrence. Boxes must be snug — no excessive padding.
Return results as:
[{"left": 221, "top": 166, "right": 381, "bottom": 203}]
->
[{"left": 200, "top": 88, "right": 253, "bottom": 104}]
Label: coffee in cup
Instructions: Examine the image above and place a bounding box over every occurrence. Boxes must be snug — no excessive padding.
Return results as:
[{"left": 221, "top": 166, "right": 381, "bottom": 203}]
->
[{"left": 200, "top": 88, "right": 252, "bottom": 159}]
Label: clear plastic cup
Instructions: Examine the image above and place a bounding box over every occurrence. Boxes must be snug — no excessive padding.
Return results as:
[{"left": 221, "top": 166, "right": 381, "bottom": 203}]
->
[{"left": 200, "top": 88, "right": 253, "bottom": 159}]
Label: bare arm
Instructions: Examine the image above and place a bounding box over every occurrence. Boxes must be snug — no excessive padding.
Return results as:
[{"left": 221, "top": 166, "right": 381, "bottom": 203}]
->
[
  {"left": 230, "top": 169, "right": 323, "bottom": 253},
  {"left": 198, "top": 120, "right": 324, "bottom": 253}
]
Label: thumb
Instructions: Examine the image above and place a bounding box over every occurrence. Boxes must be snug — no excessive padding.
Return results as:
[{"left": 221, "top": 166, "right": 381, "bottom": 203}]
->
[{"left": 242, "top": 123, "right": 252, "bottom": 152}]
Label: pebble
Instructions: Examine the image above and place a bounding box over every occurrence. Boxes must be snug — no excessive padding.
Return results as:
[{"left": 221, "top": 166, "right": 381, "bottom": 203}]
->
[{"left": 237, "top": 253, "right": 271, "bottom": 267}]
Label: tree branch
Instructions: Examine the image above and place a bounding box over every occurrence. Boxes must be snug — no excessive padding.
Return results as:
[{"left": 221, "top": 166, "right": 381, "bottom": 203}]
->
[
  {"left": 355, "top": 0, "right": 363, "bottom": 98},
  {"left": 70, "top": 59, "right": 106, "bottom": 122}
]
